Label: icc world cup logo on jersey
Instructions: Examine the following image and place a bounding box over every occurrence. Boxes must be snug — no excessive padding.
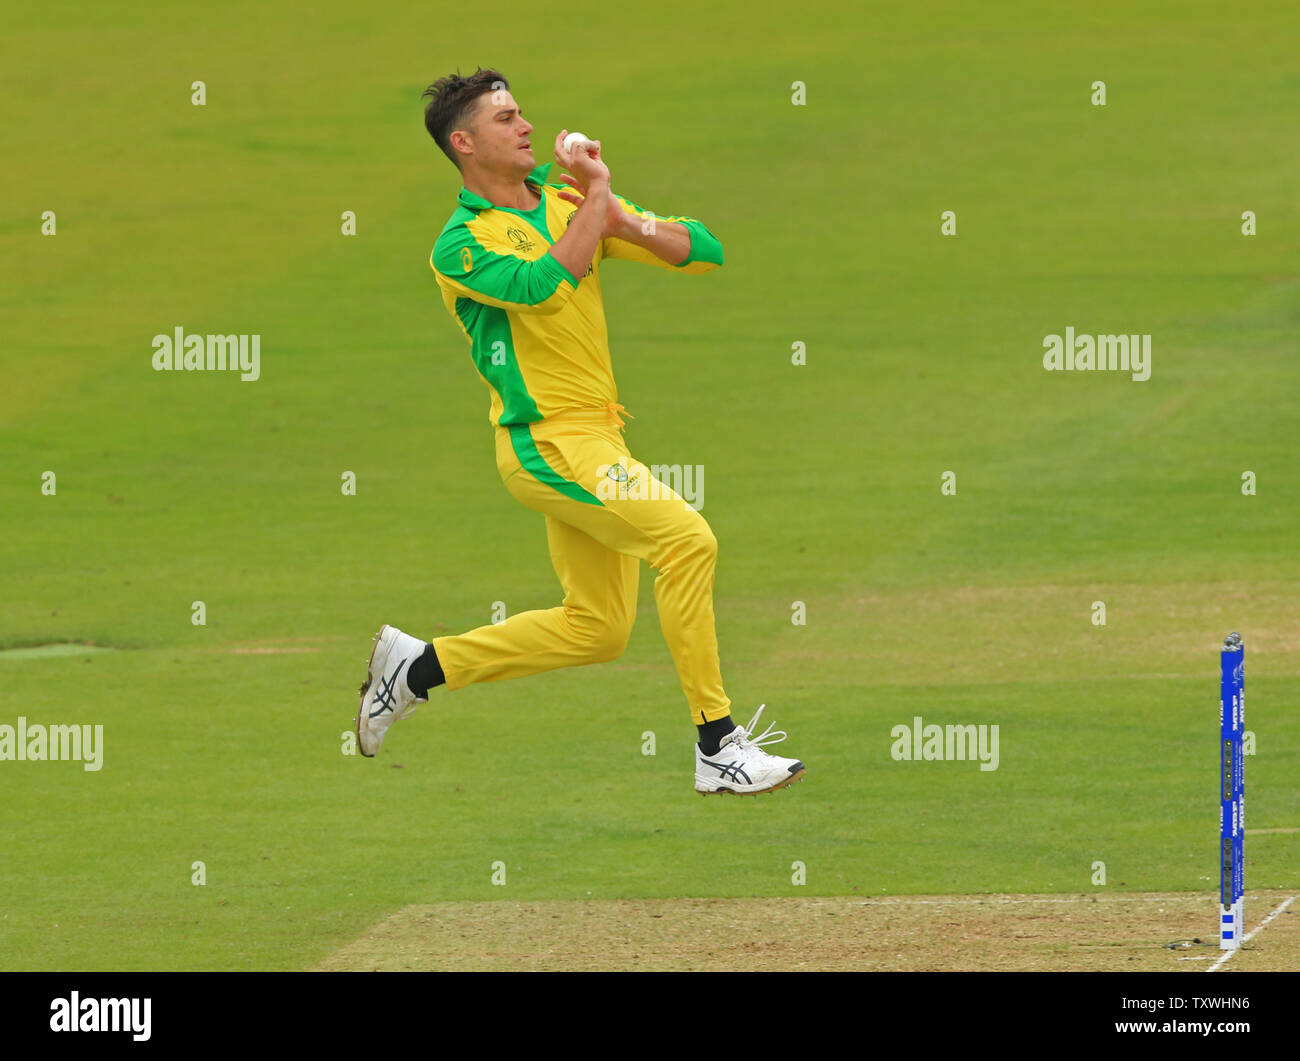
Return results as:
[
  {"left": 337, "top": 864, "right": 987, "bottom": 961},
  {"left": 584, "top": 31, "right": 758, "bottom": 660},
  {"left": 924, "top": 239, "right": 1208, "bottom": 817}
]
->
[{"left": 506, "top": 226, "right": 534, "bottom": 253}]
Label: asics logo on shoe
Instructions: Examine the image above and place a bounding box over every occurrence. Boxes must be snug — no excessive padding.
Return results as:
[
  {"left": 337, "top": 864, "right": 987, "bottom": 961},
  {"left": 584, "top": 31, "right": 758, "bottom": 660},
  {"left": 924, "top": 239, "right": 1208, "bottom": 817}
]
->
[
  {"left": 702, "top": 757, "right": 751, "bottom": 785},
  {"left": 368, "top": 661, "right": 408, "bottom": 718}
]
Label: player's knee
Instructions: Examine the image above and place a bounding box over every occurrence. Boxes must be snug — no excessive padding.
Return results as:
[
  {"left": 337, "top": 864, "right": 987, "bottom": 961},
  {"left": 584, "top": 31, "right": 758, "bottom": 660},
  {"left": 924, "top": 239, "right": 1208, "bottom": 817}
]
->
[
  {"left": 590, "top": 612, "right": 635, "bottom": 663},
  {"left": 685, "top": 523, "right": 718, "bottom": 566},
  {"left": 588, "top": 632, "right": 626, "bottom": 664},
  {"left": 567, "top": 610, "right": 634, "bottom": 664},
  {"left": 651, "top": 521, "right": 718, "bottom": 576}
]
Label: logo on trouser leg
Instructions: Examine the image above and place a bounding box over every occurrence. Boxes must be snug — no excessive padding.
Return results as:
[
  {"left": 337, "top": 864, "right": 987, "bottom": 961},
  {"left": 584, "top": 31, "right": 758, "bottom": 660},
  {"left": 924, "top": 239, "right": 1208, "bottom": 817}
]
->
[{"left": 596, "top": 460, "right": 704, "bottom": 510}]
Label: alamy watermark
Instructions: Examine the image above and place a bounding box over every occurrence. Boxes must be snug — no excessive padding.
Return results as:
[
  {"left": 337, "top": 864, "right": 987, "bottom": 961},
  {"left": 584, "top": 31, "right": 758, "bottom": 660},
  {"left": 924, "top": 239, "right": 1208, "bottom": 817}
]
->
[
  {"left": 891, "top": 715, "right": 999, "bottom": 772},
  {"left": 50, "top": 993, "right": 150, "bottom": 1040},
  {"left": 0, "top": 717, "right": 103, "bottom": 771},
  {"left": 1042, "top": 327, "right": 1150, "bottom": 382},
  {"left": 152, "top": 326, "right": 260, "bottom": 381},
  {"left": 596, "top": 460, "right": 704, "bottom": 510}
]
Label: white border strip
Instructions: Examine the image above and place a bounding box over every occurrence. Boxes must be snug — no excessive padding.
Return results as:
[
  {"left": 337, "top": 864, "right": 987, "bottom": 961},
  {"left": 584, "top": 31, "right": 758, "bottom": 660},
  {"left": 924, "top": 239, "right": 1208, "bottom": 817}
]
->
[{"left": 1207, "top": 894, "right": 1296, "bottom": 973}]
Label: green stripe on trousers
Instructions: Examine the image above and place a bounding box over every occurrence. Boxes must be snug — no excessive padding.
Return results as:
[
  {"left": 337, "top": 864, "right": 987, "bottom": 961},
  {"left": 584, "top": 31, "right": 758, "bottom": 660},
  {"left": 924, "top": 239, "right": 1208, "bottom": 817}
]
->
[{"left": 507, "top": 423, "right": 605, "bottom": 506}]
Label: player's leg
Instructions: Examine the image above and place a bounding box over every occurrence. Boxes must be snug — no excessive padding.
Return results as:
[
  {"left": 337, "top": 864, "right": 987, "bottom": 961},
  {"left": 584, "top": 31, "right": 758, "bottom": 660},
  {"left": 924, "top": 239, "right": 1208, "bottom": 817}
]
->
[
  {"left": 357, "top": 518, "right": 636, "bottom": 757},
  {"left": 508, "top": 423, "right": 729, "bottom": 723},
  {"left": 499, "top": 418, "right": 803, "bottom": 793},
  {"left": 357, "top": 414, "right": 803, "bottom": 790},
  {"left": 431, "top": 514, "right": 639, "bottom": 688},
  {"left": 422, "top": 417, "right": 724, "bottom": 724}
]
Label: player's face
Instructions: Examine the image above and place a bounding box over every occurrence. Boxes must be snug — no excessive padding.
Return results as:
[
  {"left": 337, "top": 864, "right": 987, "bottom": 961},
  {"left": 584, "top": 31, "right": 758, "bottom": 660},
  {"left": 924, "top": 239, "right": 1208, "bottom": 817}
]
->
[{"left": 465, "top": 90, "right": 535, "bottom": 176}]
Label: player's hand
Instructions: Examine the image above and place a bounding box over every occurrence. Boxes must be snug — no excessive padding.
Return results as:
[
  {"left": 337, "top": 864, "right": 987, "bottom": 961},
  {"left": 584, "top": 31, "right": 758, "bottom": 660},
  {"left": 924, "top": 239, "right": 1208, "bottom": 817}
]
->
[
  {"left": 555, "top": 130, "right": 621, "bottom": 238},
  {"left": 555, "top": 171, "right": 626, "bottom": 239},
  {"left": 554, "top": 129, "right": 610, "bottom": 190}
]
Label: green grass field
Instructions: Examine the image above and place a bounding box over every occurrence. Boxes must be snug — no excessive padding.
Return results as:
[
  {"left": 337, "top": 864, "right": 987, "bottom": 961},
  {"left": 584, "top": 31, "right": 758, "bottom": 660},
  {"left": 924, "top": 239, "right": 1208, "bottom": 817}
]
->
[{"left": 2, "top": 0, "right": 1297, "bottom": 970}]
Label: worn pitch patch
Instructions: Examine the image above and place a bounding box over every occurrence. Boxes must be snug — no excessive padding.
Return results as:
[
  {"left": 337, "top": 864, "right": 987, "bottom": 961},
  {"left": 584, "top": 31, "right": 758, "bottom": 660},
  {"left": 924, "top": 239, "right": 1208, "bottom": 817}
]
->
[
  {"left": 214, "top": 636, "right": 336, "bottom": 655},
  {"left": 0, "top": 643, "right": 117, "bottom": 660},
  {"left": 315, "top": 889, "right": 1300, "bottom": 972}
]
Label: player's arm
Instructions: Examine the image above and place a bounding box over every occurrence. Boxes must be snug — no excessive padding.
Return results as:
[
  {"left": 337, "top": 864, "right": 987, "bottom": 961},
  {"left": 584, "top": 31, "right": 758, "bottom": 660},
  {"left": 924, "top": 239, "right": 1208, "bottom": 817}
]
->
[
  {"left": 553, "top": 132, "right": 723, "bottom": 274},
  {"left": 432, "top": 225, "right": 580, "bottom": 315},
  {"left": 548, "top": 177, "right": 609, "bottom": 281},
  {"left": 600, "top": 195, "right": 724, "bottom": 272},
  {"left": 543, "top": 129, "right": 613, "bottom": 281}
]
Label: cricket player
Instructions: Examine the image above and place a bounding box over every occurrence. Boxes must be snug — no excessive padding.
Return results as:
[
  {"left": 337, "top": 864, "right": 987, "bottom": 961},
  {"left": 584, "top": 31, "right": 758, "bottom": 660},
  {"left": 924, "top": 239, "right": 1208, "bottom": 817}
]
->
[{"left": 355, "top": 68, "right": 804, "bottom": 796}]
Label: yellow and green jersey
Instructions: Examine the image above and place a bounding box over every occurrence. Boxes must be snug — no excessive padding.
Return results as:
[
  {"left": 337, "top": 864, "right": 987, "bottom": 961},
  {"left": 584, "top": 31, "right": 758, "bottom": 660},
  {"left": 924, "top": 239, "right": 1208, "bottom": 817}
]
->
[{"left": 430, "top": 162, "right": 723, "bottom": 426}]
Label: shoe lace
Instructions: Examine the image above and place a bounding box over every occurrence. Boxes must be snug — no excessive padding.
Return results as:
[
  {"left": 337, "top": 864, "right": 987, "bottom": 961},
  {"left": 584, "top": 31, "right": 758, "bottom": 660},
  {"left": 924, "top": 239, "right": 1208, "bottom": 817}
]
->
[{"left": 735, "top": 704, "right": 785, "bottom": 751}]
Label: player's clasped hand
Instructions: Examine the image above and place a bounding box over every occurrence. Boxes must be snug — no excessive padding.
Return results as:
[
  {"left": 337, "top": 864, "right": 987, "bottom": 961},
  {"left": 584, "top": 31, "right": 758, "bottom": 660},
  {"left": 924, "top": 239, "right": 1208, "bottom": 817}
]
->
[
  {"left": 554, "top": 129, "right": 622, "bottom": 237},
  {"left": 554, "top": 128, "right": 609, "bottom": 190}
]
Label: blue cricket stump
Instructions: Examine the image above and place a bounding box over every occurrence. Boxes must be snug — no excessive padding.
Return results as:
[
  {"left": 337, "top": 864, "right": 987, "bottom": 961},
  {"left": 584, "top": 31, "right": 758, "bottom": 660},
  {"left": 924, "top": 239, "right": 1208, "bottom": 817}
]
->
[{"left": 1220, "top": 632, "right": 1245, "bottom": 950}]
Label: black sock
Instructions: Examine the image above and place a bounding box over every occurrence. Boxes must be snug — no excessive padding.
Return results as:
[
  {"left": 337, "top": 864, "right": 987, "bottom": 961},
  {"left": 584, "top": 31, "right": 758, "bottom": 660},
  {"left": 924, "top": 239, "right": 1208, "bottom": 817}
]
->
[
  {"left": 406, "top": 643, "right": 445, "bottom": 699},
  {"left": 697, "top": 715, "right": 735, "bottom": 757}
]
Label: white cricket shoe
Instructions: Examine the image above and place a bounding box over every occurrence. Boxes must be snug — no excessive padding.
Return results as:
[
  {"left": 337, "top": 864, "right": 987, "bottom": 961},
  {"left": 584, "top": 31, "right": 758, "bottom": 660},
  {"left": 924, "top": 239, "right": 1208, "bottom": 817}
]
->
[
  {"left": 355, "top": 624, "right": 427, "bottom": 757},
  {"left": 694, "top": 705, "right": 805, "bottom": 795}
]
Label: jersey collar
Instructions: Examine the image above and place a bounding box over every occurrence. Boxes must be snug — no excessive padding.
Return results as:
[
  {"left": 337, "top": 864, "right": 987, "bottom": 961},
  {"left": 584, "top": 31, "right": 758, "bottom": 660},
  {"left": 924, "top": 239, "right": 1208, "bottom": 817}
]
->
[{"left": 457, "top": 162, "right": 554, "bottom": 213}]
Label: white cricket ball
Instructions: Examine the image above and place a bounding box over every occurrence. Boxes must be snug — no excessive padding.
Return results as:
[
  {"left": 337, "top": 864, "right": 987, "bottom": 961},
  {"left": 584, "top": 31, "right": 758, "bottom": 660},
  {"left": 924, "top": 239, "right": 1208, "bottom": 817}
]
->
[{"left": 563, "top": 131, "right": 592, "bottom": 155}]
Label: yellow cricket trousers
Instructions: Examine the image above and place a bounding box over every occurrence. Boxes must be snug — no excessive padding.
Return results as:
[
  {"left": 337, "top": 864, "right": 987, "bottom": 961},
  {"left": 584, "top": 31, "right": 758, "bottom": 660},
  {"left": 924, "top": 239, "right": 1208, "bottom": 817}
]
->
[{"left": 430, "top": 405, "right": 732, "bottom": 725}]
